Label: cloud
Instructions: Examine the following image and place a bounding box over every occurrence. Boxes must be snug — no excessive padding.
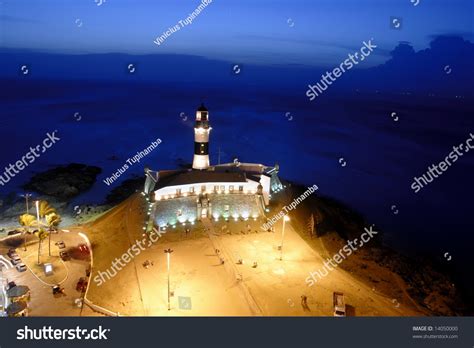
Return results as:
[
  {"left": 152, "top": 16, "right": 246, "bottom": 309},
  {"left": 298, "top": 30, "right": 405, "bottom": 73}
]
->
[
  {"left": 427, "top": 32, "right": 474, "bottom": 41},
  {"left": 235, "top": 34, "right": 392, "bottom": 57}
]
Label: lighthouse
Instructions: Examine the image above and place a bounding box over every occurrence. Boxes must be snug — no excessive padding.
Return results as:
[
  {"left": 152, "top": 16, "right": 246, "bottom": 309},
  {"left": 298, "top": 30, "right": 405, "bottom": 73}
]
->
[{"left": 192, "top": 104, "right": 211, "bottom": 170}]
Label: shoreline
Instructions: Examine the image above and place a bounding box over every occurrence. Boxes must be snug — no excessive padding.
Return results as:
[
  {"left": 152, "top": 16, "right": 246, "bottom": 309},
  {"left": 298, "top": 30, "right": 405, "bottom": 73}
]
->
[{"left": 270, "top": 181, "right": 471, "bottom": 316}]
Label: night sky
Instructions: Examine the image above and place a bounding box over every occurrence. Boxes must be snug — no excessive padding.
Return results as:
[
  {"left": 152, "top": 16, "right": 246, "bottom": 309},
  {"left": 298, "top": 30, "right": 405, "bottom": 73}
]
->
[{"left": 1, "top": 0, "right": 473, "bottom": 66}]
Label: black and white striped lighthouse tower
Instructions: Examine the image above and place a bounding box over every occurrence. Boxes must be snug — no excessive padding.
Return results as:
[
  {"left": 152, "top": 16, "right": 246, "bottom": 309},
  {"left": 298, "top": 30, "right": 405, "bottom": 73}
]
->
[{"left": 192, "top": 104, "right": 211, "bottom": 170}]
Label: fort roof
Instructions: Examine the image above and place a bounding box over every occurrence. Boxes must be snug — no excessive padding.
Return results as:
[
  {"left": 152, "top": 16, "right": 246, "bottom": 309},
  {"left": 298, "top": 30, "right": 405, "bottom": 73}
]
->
[{"left": 155, "top": 170, "right": 247, "bottom": 190}]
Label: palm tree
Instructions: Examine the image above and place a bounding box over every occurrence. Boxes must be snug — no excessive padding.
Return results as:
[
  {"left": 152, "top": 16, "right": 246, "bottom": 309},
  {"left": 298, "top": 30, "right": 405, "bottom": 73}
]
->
[
  {"left": 18, "top": 214, "right": 36, "bottom": 251},
  {"left": 37, "top": 200, "right": 56, "bottom": 223},
  {"left": 45, "top": 213, "right": 61, "bottom": 256},
  {"left": 35, "top": 228, "right": 49, "bottom": 265}
]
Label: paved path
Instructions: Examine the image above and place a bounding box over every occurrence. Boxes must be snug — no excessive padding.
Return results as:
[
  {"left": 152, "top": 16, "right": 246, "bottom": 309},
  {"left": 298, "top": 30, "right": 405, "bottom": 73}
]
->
[
  {"left": 124, "top": 194, "right": 146, "bottom": 315},
  {"left": 202, "top": 217, "right": 263, "bottom": 316}
]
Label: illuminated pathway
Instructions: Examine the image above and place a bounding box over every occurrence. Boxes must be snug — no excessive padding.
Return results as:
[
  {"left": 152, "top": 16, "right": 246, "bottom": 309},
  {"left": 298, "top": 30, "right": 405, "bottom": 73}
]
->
[{"left": 201, "top": 217, "right": 263, "bottom": 316}]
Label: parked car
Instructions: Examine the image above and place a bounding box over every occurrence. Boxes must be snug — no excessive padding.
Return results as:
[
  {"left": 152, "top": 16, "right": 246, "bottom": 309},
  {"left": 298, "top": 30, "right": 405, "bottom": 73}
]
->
[
  {"left": 7, "top": 281, "right": 16, "bottom": 290},
  {"left": 76, "top": 277, "right": 88, "bottom": 292},
  {"left": 55, "top": 241, "right": 66, "bottom": 249},
  {"left": 11, "top": 256, "right": 22, "bottom": 265},
  {"left": 16, "top": 263, "right": 27, "bottom": 272},
  {"left": 8, "top": 252, "right": 19, "bottom": 260},
  {"left": 59, "top": 251, "right": 70, "bottom": 261},
  {"left": 7, "top": 230, "right": 21, "bottom": 236},
  {"left": 7, "top": 249, "right": 17, "bottom": 258}
]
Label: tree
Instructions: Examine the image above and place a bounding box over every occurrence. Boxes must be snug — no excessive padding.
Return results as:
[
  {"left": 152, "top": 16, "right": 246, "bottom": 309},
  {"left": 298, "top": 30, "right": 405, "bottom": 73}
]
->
[
  {"left": 18, "top": 214, "right": 37, "bottom": 251},
  {"left": 37, "top": 200, "right": 56, "bottom": 223},
  {"left": 45, "top": 213, "right": 61, "bottom": 256},
  {"left": 35, "top": 228, "right": 49, "bottom": 265}
]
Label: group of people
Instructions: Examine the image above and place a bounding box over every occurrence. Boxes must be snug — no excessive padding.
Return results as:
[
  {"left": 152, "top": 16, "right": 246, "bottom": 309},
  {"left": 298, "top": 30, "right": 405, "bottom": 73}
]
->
[{"left": 142, "top": 260, "right": 154, "bottom": 269}]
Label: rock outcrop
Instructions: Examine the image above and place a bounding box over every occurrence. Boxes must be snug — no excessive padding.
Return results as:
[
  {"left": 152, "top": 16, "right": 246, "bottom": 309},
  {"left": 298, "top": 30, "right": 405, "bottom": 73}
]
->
[{"left": 23, "top": 163, "right": 102, "bottom": 200}]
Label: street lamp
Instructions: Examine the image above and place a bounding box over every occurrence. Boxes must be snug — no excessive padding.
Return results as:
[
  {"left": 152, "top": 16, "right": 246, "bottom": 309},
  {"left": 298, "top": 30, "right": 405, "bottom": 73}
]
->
[
  {"left": 279, "top": 215, "right": 290, "bottom": 261},
  {"left": 20, "top": 193, "right": 32, "bottom": 251},
  {"left": 35, "top": 200, "right": 40, "bottom": 225},
  {"left": 20, "top": 193, "right": 32, "bottom": 215},
  {"left": 164, "top": 248, "right": 174, "bottom": 311}
]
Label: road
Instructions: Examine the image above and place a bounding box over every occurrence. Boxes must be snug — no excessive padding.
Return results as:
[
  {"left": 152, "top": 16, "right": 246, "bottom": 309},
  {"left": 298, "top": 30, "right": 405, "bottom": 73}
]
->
[{"left": 0, "top": 229, "right": 90, "bottom": 316}]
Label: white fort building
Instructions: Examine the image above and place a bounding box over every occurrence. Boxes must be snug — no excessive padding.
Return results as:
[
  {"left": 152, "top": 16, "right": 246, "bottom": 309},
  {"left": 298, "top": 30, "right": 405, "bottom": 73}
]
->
[{"left": 143, "top": 104, "right": 283, "bottom": 228}]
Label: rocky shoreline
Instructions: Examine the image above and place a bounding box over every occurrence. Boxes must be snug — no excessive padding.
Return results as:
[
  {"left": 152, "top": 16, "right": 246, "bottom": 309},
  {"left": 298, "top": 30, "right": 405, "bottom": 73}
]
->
[
  {"left": 22, "top": 163, "right": 102, "bottom": 199},
  {"left": 0, "top": 163, "right": 106, "bottom": 230}
]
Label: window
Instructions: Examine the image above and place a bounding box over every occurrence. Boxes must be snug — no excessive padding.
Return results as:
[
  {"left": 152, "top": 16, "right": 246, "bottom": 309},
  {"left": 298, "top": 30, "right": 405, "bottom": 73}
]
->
[
  {"left": 189, "top": 187, "right": 194, "bottom": 193},
  {"left": 201, "top": 185, "right": 206, "bottom": 192},
  {"left": 214, "top": 185, "right": 219, "bottom": 192},
  {"left": 220, "top": 185, "right": 225, "bottom": 191},
  {"left": 239, "top": 185, "right": 243, "bottom": 192},
  {"left": 229, "top": 185, "right": 234, "bottom": 192},
  {"left": 176, "top": 188, "right": 181, "bottom": 196},
  {"left": 224, "top": 205, "right": 230, "bottom": 212},
  {"left": 177, "top": 209, "right": 182, "bottom": 217}
]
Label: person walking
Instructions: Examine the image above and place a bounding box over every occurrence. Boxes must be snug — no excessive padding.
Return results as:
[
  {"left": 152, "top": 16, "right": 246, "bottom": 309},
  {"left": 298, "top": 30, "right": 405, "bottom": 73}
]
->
[{"left": 301, "top": 295, "right": 309, "bottom": 311}]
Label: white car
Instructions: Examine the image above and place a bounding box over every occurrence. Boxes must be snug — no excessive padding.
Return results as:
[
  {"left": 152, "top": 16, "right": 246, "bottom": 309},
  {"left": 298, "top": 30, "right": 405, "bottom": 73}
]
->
[
  {"left": 11, "top": 256, "right": 22, "bottom": 265},
  {"left": 16, "top": 263, "right": 27, "bottom": 272}
]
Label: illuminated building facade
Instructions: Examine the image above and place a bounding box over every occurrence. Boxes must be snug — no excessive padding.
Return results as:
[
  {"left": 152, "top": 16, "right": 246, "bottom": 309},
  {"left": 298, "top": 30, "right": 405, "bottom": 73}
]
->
[{"left": 144, "top": 104, "right": 283, "bottom": 227}]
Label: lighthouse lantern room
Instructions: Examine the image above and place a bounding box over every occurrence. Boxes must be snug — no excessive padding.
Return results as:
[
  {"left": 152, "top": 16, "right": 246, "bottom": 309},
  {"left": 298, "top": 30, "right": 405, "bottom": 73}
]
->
[{"left": 192, "top": 104, "right": 211, "bottom": 170}]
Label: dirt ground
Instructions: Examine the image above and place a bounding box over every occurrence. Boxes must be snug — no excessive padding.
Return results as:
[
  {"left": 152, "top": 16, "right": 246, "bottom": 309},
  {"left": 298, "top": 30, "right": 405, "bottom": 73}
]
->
[{"left": 83, "top": 194, "right": 426, "bottom": 316}]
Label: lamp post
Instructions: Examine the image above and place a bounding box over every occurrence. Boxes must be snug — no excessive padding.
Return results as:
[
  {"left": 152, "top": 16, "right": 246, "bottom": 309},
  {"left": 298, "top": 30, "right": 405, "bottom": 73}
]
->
[
  {"left": 20, "top": 193, "right": 32, "bottom": 251},
  {"left": 35, "top": 200, "right": 42, "bottom": 265},
  {"left": 20, "top": 193, "right": 32, "bottom": 215},
  {"left": 35, "top": 201, "right": 40, "bottom": 225},
  {"left": 164, "top": 248, "right": 174, "bottom": 311},
  {"left": 279, "top": 215, "right": 290, "bottom": 261}
]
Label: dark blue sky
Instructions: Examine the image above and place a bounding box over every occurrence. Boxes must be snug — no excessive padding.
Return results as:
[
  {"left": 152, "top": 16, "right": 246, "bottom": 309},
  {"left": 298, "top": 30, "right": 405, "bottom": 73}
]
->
[{"left": 1, "top": 0, "right": 473, "bottom": 67}]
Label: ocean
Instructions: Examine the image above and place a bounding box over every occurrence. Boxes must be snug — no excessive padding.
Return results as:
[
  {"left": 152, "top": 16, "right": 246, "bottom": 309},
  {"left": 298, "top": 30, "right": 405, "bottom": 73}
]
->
[{"left": 0, "top": 49, "right": 473, "bottom": 304}]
